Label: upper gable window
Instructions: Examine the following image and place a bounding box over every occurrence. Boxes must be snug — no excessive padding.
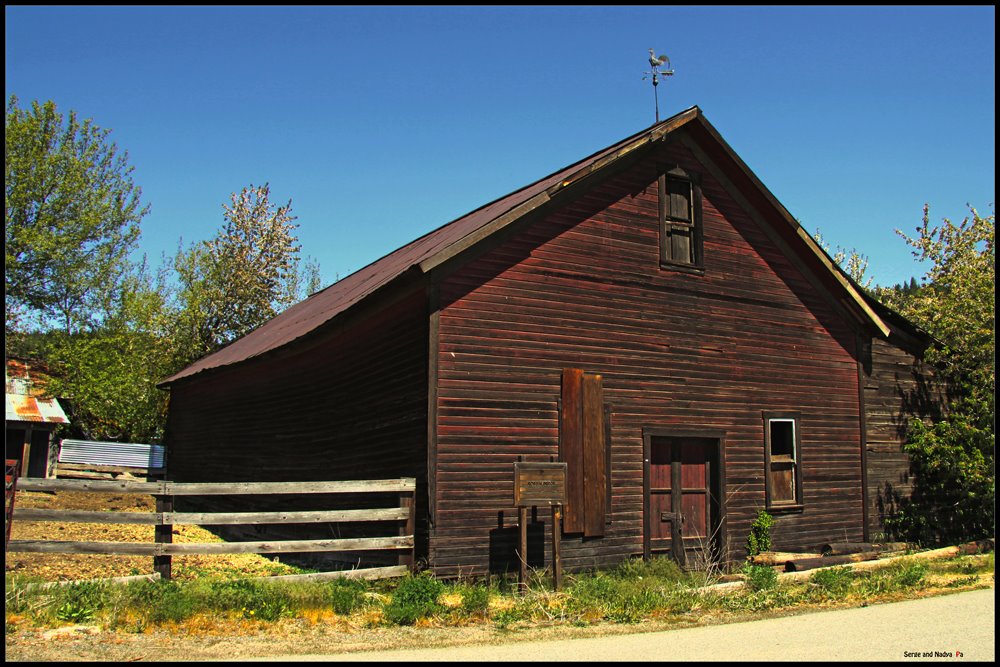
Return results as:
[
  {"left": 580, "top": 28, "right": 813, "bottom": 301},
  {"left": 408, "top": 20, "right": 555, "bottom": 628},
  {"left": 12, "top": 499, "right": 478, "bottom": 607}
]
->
[{"left": 658, "top": 166, "right": 703, "bottom": 271}]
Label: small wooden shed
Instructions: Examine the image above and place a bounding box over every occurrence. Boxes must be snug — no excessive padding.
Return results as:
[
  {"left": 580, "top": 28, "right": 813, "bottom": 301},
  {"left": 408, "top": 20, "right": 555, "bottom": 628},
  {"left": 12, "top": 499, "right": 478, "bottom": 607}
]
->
[
  {"left": 160, "top": 107, "right": 945, "bottom": 576},
  {"left": 5, "top": 358, "right": 70, "bottom": 478}
]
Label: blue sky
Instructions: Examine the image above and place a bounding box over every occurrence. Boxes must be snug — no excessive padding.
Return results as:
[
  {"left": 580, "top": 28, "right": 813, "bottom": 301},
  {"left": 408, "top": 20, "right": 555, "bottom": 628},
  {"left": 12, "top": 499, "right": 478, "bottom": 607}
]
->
[{"left": 5, "top": 5, "right": 995, "bottom": 289}]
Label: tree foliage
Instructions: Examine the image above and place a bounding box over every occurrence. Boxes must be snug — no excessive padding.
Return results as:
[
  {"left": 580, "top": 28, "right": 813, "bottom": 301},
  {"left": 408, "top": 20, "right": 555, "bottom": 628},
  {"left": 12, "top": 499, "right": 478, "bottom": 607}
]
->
[
  {"left": 172, "top": 183, "right": 302, "bottom": 363},
  {"left": 876, "top": 205, "right": 995, "bottom": 420},
  {"left": 813, "top": 229, "right": 874, "bottom": 290},
  {"left": 37, "top": 260, "right": 177, "bottom": 442},
  {"left": 876, "top": 205, "right": 995, "bottom": 545},
  {"left": 35, "top": 180, "right": 311, "bottom": 442},
  {"left": 884, "top": 413, "right": 994, "bottom": 545},
  {"left": 5, "top": 95, "right": 148, "bottom": 336}
]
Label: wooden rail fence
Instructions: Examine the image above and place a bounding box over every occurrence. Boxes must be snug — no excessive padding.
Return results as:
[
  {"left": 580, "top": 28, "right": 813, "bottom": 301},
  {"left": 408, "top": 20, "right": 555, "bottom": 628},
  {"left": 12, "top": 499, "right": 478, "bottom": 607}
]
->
[{"left": 8, "top": 477, "right": 416, "bottom": 582}]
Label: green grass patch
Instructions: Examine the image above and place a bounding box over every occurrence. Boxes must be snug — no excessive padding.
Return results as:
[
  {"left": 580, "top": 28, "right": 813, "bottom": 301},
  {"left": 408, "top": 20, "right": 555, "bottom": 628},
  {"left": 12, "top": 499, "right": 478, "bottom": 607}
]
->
[
  {"left": 741, "top": 563, "right": 778, "bottom": 592},
  {"left": 383, "top": 572, "right": 444, "bottom": 625},
  {"left": 808, "top": 566, "right": 854, "bottom": 598},
  {"left": 5, "top": 550, "right": 990, "bottom": 633},
  {"left": 323, "top": 578, "right": 370, "bottom": 616}
]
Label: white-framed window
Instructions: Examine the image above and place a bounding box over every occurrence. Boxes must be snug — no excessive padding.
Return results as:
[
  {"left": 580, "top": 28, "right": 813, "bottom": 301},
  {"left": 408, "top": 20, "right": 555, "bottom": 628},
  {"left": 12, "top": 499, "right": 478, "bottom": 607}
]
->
[{"left": 764, "top": 412, "right": 802, "bottom": 510}]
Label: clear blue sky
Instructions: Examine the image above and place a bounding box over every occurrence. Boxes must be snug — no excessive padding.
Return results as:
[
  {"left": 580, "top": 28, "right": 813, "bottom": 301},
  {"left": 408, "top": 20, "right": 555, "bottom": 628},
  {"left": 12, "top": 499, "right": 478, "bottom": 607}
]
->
[{"left": 6, "top": 5, "right": 995, "bottom": 289}]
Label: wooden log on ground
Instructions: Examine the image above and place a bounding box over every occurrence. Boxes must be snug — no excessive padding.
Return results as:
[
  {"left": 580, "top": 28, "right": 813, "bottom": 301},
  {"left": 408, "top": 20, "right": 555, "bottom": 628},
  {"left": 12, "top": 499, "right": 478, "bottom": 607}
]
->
[
  {"left": 819, "top": 542, "right": 874, "bottom": 556},
  {"left": 21, "top": 573, "right": 161, "bottom": 591},
  {"left": 706, "top": 540, "right": 996, "bottom": 591},
  {"left": 819, "top": 542, "right": 909, "bottom": 556},
  {"left": 750, "top": 551, "right": 824, "bottom": 566},
  {"left": 784, "top": 551, "right": 883, "bottom": 572},
  {"left": 779, "top": 541, "right": 994, "bottom": 582},
  {"left": 266, "top": 565, "right": 408, "bottom": 582},
  {"left": 956, "top": 538, "right": 994, "bottom": 555}
]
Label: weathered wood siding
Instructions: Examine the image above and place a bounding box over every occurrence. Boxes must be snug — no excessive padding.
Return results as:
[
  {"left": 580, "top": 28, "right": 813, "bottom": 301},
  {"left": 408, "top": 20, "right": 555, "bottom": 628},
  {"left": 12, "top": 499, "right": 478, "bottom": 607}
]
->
[
  {"left": 164, "top": 289, "right": 430, "bottom": 557},
  {"left": 863, "top": 334, "right": 948, "bottom": 539},
  {"left": 432, "top": 135, "right": 865, "bottom": 576}
]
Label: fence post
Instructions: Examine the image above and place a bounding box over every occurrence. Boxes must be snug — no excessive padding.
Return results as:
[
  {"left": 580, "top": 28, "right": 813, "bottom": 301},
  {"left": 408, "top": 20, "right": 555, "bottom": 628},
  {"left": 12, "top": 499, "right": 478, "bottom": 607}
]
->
[
  {"left": 154, "top": 493, "right": 173, "bottom": 580},
  {"left": 399, "top": 488, "right": 415, "bottom": 573},
  {"left": 552, "top": 503, "right": 563, "bottom": 591},
  {"left": 5, "top": 459, "right": 21, "bottom": 553}
]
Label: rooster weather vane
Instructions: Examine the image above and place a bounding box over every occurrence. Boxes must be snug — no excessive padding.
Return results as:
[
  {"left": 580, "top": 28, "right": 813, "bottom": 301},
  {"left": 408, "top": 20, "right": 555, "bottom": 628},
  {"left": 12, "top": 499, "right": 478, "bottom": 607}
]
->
[{"left": 643, "top": 48, "right": 675, "bottom": 122}]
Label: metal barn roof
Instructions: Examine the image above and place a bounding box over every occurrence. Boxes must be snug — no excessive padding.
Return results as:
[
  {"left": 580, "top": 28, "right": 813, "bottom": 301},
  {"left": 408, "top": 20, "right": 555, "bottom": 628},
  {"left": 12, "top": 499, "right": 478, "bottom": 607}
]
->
[
  {"left": 161, "top": 106, "right": 888, "bottom": 387},
  {"left": 5, "top": 359, "right": 69, "bottom": 425}
]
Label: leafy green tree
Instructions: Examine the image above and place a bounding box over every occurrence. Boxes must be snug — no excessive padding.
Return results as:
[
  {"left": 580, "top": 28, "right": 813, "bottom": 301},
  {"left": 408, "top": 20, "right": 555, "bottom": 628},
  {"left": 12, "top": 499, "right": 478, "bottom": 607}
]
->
[
  {"left": 5, "top": 96, "right": 148, "bottom": 337},
  {"left": 42, "top": 259, "right": 176, "bottom": 442},
  {"left": 877, "top": 204, "right": 994, "bottom": 545},
  {"left": 885, "top": 413, "right": 994, "bottom": 545},
  {"left": 302, "top": 256, "right": 324, "bottom": 297},
  {"left": 171, "top": 183, "right": 303, "bottom": 364},
  {"left": 877, "top": 205, "right": 994, "bottom": 419},
  {"left": 813, "top": 228, "right": 873, "bottom": 290}
]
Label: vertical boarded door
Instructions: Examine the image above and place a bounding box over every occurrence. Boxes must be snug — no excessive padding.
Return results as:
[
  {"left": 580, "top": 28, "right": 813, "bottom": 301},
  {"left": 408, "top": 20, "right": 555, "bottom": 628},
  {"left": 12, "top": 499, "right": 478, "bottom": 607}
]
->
[
  {"left": 560, "top": 369, "right": 606, "bottom": 537},
  {"left": 647, "top": 438, "right": 677, "bottom": 558},
  {"left": 647, "top": 436, "right": 715, "bottom": 566}
]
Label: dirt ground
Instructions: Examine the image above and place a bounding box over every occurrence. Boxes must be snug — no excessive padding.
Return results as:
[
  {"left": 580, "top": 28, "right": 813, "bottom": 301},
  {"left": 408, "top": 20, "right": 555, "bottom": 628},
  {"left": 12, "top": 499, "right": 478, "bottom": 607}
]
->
[{"left": 6, "top": 617, "right": 683, "bottom": 662}]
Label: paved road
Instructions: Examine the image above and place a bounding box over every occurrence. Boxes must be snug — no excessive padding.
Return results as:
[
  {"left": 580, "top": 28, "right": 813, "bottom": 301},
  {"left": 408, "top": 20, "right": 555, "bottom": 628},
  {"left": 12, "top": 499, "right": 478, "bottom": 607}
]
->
[{"left": 268, "top": 588, "right": 994, "bottom": 662}]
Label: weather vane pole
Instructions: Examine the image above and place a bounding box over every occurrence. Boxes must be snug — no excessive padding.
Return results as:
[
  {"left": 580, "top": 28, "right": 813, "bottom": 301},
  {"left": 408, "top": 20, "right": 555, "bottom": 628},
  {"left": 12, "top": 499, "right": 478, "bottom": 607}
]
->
[{"left": 644, "top": 48, "right": 675, "bottom": 122}]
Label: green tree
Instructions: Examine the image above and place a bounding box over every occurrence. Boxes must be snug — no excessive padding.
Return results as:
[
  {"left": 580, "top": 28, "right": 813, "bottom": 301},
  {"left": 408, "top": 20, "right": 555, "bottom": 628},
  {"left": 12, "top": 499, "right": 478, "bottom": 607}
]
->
[
  {"left": 877, "top": 205, "right": 994, "bottom": 419},
  {"left": 42, "top": 259, "right": 176, "bottom": 442},
  {"left": 886, "top": 413, "right": 994, "bottom": 545},
  {"left": 302, "top": 256, "right": 324, "bottom": 297},
  {"left": 172, "top": 183, "right": 303, "bottom": 364},
  {"left": 5, "top": 96, "right": 148, "bottom": 337},
  {"left": 813, "top": 228, "right": 873, "bottom": 290},
  {"left": 878, "top": 204, "right": 994, "bottom": 545}
]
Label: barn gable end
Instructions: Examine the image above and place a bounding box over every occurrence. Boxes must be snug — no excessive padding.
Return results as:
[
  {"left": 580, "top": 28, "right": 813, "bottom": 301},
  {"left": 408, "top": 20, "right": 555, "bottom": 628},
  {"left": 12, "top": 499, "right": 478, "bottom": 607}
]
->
[{"left": 427, "top": 130, "right": 868, "bottom": 575}]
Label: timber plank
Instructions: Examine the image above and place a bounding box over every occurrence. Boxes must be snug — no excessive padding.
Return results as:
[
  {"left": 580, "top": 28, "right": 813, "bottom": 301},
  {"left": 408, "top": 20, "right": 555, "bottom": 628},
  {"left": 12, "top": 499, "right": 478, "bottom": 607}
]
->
[
  {"left": 16, "top": 478, "right": 416, "bottom": 495},
  {"left": 12, "top": 508, "right": 409, "bottom": 525},
  {"left": 8, "top": 536, "right": 413, "bottom": 556}
]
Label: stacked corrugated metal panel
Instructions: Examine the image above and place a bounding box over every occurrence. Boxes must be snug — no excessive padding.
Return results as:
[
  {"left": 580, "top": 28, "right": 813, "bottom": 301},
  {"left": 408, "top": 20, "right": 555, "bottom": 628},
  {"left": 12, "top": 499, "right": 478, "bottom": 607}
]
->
[{"left": 58, "top": 439, "right": 165, "bottom": 469}]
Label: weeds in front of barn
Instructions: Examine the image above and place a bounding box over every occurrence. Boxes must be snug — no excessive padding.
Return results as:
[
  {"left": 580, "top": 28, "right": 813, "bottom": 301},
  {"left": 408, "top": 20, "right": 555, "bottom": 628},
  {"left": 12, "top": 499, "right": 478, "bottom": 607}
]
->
[{"left": 5, "top": 552, "right": 993, "bottom": 635}]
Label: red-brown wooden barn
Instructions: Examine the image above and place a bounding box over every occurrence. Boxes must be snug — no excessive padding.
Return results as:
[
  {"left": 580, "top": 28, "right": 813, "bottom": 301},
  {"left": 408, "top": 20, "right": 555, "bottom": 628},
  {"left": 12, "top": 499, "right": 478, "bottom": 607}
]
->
[{"left": 159, "top": 106, "right": 946, "bottom": 577}]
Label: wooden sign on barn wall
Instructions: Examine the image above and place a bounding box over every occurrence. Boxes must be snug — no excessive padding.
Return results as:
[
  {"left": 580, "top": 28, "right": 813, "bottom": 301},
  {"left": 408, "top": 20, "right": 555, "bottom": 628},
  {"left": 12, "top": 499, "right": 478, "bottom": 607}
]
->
[
  {"left": 512, "top": 461, "right": 567, "bottom": 592},
  {"left": 513, "top": 462, "right": 567, "bottom": 507}
]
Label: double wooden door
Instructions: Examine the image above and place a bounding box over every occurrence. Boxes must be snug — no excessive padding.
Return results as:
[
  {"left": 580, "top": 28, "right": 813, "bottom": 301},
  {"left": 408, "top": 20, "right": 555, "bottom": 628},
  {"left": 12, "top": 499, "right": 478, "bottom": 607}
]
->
[{"left": 644, "top": 434, "right": 721, "bottom": 567}]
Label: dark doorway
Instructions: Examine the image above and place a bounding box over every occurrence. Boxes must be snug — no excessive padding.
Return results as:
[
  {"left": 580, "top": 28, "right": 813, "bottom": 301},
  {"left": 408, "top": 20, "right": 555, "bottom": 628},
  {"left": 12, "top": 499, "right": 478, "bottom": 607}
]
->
[{"left": 5, "top": 427, "right": 52, "bottom": 478}]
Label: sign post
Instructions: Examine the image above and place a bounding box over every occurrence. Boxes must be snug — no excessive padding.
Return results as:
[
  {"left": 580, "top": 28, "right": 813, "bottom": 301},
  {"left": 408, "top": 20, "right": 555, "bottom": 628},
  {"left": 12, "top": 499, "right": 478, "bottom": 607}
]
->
[{"left": 513, "top": 462, "right": 567, "bottom": 592}]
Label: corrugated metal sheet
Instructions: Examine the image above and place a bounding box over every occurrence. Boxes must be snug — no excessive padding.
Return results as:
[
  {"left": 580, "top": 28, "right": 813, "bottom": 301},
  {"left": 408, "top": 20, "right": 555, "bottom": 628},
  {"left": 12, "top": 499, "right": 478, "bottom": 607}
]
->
[
  {"left": 5, "top": 393, "right": 69, "bottom": 424},
  {"left": 6, "top": 358, "right": 70, "bottom": 425},
  {"left": 58, "top": 439, "right": 165, "bottom": 469}
]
